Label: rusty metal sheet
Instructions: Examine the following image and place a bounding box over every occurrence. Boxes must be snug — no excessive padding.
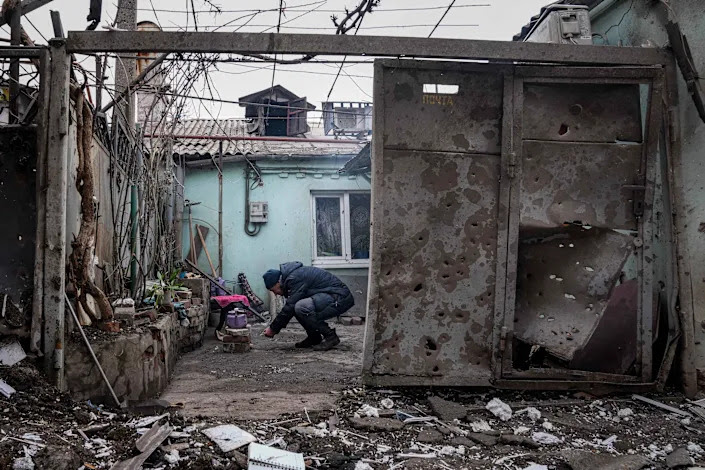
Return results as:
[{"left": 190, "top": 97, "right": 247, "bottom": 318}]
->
[
  {"left": 569, "top": 279, "right": 639, "bottom": 374},
  {"left": 368, "top": 150, "right": 500, "bottom": 384},
  {"left": 513, "top": 226, "right": 633, "bottom": 362},
  {"left": 520, "top": 141, "right": 643, "bottom": 231},
  {"left": 523, "top": 83, "right": 643, "bottom": 143},
  {"left": 382, "top": 68, "right": 503, "bottom": 154}
]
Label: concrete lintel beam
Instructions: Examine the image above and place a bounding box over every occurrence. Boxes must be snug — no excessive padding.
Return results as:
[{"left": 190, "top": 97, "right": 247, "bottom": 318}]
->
[{"left": 66, "top": 31, "right": 668, "bottom": 66}]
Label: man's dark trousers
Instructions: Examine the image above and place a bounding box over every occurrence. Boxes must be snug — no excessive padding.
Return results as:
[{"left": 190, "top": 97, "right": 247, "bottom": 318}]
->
[{"left": 293, "top": 291, "right": 354, "bottom": 336}]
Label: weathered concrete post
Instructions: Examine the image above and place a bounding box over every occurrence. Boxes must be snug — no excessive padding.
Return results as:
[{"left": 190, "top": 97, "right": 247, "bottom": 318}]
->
[
  {"left": 42, "top": 39, "right": 71, "bottom": 389},
  {"left": 113, "top": 0, "right": 137, "bottom": 128}
]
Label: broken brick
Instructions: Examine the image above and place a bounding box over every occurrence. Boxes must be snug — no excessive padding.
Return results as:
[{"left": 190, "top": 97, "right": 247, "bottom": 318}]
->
[
  {"left": 427, "top": 396, "right": 467, "bottom": 421},
  {"left": 348, "top": 417, "right": 404, "bottom": 432}
]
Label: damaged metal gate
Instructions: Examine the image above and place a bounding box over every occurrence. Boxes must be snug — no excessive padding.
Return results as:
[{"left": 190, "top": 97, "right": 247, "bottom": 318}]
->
[{"left": 363, "top": 60, "right": 675, "bottom": 389}]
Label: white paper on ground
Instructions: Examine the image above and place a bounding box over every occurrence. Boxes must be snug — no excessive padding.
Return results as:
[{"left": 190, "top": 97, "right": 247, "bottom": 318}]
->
[
  {"left": 247, "top": 442, "right": 305, "bottom": 470},
  {"left": 0, "top": 338, "right": 26, "bottom": 367},
  {"left": 0, "top": 379, "right": 16, "bottom": 398},
  {"left": 486, "top": 398, "right": 512, "bottom": 421},
  {"left": 203, "top": 424, "right": 257, "bottom": 453}
]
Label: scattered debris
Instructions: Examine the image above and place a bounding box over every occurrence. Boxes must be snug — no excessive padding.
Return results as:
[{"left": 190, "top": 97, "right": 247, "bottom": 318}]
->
[
  {"left": 248, "top": 443, "right": 305, "bottom": 470},
  {"left": 665, "top": 447, "right": 694, "bottom": 468},
  {"left": 0, "top": 338, "right": 26, "bottom": 367},
  {"left": 486, "top": 397, "right": 512, "bottom": 421},
  {"left": 354, "top": 462, "right": 374, "bottom": 470},
  {"left": 517, "top": 407, "right": 541, "bottom": 422},
  {"left": 349, "top": 417, "right": 405, "bottom": 432},
  {"left": 618, "top": 407, "right": 634, "bottom": 418},
  {"left": 202, "top": 424, "right": 257, "bottom": 453},
  {"left": 632, "top": 394, "right": 693, "bottom": 418},
  {"left": 380, "top": 398, "right": 394, "bottom": 409},
  {"left": 564, "top": 451, "right": 652, "bottom": 470},
  {"left": 468, "top": 432, "right": 498, "bottom": 447},
  {"left": 531, "top": 432, "right": 562, "bottom": 445},
  {"left": 428, "top": 396, "right": 467, "bottom": 422},
  {"left": 0, "top": 378, "right": 16, "bottom": 398},
  {"left": 357, "top": 404, "right": 380, "bottom": 418},
  {"left": 112, "top": 422, "right": 172, "bottom": 470},
  {"left": 469, "top": 419, "right": 493, "bottom": 432},
  {"left": 688, "top": 442, "right": 704, "bottom": 454}
]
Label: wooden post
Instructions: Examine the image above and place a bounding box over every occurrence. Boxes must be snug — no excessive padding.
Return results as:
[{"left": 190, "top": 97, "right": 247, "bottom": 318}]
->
[{"left": 42, "top": 39, "right": 70, "bottom": 389}]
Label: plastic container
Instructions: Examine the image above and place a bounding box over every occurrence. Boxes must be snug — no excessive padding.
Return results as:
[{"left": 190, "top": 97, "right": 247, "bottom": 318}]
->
[{"left": 226, "top": 312, "right": 248, "bottom": 329}]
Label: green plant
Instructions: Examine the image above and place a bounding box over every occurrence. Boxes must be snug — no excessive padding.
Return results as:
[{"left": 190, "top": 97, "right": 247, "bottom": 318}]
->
[{"left": 148, "top": 270, "right": 187, "bottom": 306}]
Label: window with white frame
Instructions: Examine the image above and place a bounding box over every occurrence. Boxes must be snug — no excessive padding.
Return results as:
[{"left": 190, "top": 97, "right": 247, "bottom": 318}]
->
[{"left": 311, "top": 191, "right": 371, "bottom": 267}]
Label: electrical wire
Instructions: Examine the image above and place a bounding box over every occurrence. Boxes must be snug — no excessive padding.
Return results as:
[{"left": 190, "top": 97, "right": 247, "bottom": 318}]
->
[
  {"left": 119, "top": 3, "right": 490, "bottom": 14},
  {"left": 24, "top": 16, "right": 48, "bottom": 43},
  {"left": 135, "top": 23, "right": 479, "bottom": 31},
  {"left": 428, "top": 0, "right": 456, "bottom": 38}
]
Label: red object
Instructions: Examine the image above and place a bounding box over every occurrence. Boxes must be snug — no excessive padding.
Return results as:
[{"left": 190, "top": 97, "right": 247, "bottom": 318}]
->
[
  {"left": 98, "top": 321, "right": 121, "bottom": 333},
  {"left": 144, "top": 134, "right": 366, "bottom": 144},
  {"left": 211, "top": 295, "right": 250, "bottom": 308},
  {"left": 264, "top": 327, "right": 275, "bottom": 338}
]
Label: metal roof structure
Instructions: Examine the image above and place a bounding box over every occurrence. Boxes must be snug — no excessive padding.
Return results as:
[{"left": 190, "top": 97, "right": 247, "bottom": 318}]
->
[
  {"left": 513, "top": 0, "right": 607, "bottom": 42},
  {"left": 166, "top": 118, "right": 367, "bottom": 160},
  {"left": 339, "top": 142, "right": 371, "bottom": 175}
]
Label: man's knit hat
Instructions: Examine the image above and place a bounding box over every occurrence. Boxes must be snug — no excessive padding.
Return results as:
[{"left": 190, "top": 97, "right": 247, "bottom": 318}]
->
[{"left": 262, "top": 269, "right": 282, "bottom": 289}]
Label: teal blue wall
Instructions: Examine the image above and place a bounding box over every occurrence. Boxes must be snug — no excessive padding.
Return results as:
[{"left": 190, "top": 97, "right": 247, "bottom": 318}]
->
[{"left": 182, "top": 155, "right": 371, "bottom": 313}]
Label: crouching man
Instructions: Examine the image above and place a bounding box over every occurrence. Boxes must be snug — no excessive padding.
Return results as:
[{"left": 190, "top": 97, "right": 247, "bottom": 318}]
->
[{"left": 262, "top": 261, "right": 354, "bottom": 351}]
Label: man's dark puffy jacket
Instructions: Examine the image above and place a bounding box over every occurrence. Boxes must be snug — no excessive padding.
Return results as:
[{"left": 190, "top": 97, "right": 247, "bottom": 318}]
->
[{"left": 269, "top": 261, "right": 351, "bottom": 333}]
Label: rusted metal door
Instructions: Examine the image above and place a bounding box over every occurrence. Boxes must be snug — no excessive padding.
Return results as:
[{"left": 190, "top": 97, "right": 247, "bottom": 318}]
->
[
  {"left": 363, "top": 60, "right": 670, "bottom": 389},
  {"left": 498, "top": 66, "right": 666, "bottom": 387},
  {"left": 362, "top": 61, "right": 511, "bottom": 386}
]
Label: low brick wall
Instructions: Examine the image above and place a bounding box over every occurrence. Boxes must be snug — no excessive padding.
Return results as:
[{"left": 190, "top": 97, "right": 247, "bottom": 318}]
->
[
  {"left": 65, "top": 279, "right": 211, "bottom": 404},
  {"left": 178, "top": 304, "right": 209, "bottom": 352}
]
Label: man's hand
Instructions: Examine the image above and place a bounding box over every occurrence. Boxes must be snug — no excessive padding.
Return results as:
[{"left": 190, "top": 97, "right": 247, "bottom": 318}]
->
[{"left": 263, "top": 327, "right": 276, "bottom": 338}]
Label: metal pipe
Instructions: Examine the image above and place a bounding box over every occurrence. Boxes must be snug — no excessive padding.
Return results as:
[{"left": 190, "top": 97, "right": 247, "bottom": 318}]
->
[
  {"left": 65, "top": 293, "right": 122, "bottom": 407},
  {"left": 145, "top": 134, "right": 366, "bottom": 144},
  {"left": 244, "top": 168, "right": 259, "bottom": 237},
  {"left": 9, "top": 7, "right": 21, "bottom": 124},
  {"left": 218, "top": 141, "right": 223, "bottom": 276},
  {"left": 129, "top": 184, "right": 138, "bottom": 299}
]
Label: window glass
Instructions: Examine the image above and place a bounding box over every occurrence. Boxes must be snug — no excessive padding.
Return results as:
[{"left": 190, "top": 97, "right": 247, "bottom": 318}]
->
[
  {"left": 315, "top": 197, "right": 342, "bottom": 257},
  {"left": 349, "top": 193, "right": 371, "bottom": 259}
]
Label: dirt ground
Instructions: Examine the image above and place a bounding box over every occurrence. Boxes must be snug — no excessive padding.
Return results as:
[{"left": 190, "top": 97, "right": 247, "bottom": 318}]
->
[{"left": 161, "top": 322, "right": 365, "bottom": 420}]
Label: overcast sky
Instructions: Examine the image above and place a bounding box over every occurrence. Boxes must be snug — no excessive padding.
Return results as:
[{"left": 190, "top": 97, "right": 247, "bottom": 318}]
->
[{"left": 4, "top": 0, "right": 551, "bottom": 119}]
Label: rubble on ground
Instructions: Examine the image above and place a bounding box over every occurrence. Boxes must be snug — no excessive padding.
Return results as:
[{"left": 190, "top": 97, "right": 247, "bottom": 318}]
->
[{"left": 2, "top": 358, "right": 705, "bottom": 469}]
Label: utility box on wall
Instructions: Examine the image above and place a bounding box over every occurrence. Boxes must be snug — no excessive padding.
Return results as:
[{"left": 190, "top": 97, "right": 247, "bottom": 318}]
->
[
  {"left": 249, "top": 201, "right": 269, "bottom": 223},
  {"left": 524, "top": 5, "right": 592, "bottom": 45}
]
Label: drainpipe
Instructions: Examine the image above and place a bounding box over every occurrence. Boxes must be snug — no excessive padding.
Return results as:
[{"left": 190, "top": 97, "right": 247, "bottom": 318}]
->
[
  {"left": 244, "top": 168, "right": 260, "bottom": 237},
  {"left": 218, "top": 141, "right": 223, "bottom": 275}
]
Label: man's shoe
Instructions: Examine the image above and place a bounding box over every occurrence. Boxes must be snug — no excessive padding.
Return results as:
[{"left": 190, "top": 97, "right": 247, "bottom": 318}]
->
[
  {"left": 295, "top": 334, "right": 322, "bottom": 348},
  {"left": 312, "top": 329, "right": 340, "bottom": 351}
]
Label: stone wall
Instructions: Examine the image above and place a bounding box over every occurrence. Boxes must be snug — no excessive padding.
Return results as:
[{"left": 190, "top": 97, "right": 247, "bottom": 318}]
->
[{"left": 178, "top": 304, "right": 209, "bottom": 352}]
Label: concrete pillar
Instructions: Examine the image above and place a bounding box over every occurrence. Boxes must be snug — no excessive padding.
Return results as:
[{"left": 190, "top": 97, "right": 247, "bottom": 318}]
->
[{"left": 42, "top": 39, "right": 71, "bottom": 389}]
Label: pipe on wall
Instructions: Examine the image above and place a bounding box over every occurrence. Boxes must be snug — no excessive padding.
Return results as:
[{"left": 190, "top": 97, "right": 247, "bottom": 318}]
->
[{"left": 244, "top": 167, "right": 261, "bottom": 237}]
